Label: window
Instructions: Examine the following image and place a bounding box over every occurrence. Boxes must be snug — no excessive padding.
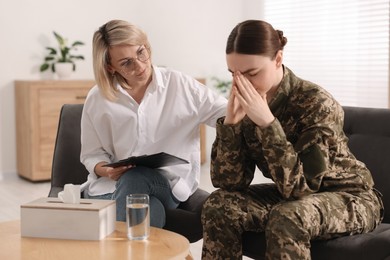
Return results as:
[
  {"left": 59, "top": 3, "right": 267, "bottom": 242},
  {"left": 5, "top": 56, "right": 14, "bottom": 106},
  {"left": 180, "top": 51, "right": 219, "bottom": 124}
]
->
[{"left": 265, "top": 0, "right": 389, "bottom": 108}]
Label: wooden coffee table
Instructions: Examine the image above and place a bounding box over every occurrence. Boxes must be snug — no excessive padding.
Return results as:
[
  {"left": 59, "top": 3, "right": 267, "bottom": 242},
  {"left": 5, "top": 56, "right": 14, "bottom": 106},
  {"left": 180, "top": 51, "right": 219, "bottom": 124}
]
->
[{"left": 0, "top": 220, "right": 192, "bottom": 260}]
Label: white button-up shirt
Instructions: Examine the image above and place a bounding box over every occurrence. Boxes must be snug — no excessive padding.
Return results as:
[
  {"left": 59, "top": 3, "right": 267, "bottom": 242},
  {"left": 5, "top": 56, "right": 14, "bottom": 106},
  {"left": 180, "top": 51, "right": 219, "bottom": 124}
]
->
[{"left": 80, "top": 66, "right": 227, "bottom": 201}]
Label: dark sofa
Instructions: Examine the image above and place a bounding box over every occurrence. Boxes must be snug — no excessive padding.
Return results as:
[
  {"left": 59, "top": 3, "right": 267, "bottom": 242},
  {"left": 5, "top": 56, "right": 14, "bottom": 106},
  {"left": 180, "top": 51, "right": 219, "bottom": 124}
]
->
[{"left": 48, "top": 104, "right": 390, "bottom": 258}]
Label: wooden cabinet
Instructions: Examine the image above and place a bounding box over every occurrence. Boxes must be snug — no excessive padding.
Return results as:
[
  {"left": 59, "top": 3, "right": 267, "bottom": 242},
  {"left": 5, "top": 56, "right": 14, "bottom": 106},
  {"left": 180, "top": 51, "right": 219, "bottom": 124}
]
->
[{"left": 15, "top": 80, "right": 95, "bottom": 181}]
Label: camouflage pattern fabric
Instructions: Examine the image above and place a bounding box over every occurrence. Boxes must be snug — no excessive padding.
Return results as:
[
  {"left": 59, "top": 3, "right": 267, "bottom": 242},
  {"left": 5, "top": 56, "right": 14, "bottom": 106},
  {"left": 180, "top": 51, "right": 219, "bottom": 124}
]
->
[
  {"left": 201, "top": 67, "right": 384, "bottom": 259},
  {"left": 202, "top": 185, "right": 382, "bottom": 259}
]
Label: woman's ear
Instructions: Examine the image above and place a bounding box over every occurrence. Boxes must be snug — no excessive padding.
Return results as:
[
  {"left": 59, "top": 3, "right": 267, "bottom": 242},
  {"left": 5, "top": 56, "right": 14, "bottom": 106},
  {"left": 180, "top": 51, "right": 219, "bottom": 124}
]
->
[
  {"left": 275, "top": 50, "right": 283, "bottom": 68},
  {"left": 106, "top": 64, "right": 115, "bottom": 76}
]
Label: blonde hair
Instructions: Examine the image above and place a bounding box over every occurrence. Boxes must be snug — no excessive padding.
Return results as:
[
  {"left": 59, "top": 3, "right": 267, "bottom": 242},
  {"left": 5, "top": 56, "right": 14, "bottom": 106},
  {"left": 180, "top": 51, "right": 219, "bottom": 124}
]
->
[{"left": 92, "top": 20, "right": 152, "bottom": 101}]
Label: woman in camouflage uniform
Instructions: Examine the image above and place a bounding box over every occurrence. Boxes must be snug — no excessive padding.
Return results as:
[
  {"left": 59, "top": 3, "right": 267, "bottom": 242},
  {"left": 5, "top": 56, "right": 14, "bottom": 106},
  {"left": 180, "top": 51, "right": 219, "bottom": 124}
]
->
[{"left": 201, "top": 20, "right": 383, "bottom": 260}]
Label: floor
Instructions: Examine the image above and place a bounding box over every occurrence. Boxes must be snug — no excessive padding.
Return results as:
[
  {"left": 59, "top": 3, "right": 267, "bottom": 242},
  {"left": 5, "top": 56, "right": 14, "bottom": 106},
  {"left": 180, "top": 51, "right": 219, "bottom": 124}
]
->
[{"left": 0, "top": 163, "right": 262, "bottom": 259}]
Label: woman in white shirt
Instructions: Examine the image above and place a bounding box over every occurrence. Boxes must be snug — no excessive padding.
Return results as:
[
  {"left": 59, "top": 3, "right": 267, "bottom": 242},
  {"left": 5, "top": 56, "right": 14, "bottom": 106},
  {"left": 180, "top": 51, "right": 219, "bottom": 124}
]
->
[{"left": 80, "top": 20, "right": 227, "bottom": 227}]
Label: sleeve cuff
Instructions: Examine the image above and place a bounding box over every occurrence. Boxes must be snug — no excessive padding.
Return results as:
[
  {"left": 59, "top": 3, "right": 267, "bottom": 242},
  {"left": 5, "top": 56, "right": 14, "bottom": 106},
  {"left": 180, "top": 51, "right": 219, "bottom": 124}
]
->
[
  {"left": 216, "top": 118, "right": 241, "bottom": 143},
  {"left": 255, "top": 118, "right": 287, "bottom": 145}
]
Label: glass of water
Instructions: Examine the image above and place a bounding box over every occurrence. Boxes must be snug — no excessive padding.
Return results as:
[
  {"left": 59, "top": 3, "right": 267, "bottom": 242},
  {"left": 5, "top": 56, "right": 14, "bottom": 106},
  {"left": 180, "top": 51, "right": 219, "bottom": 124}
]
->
[{"left": 126, "top": 194, "right": 150, "bottom": 240}]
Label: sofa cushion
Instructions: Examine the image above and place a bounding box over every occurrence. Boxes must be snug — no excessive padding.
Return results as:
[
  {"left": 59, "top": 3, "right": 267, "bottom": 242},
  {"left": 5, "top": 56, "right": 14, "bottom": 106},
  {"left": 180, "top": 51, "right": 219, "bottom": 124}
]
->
[
  {"left": 243, "top": 224, "right": 390, "bottom": 260},
  {"left": 311, "top": 224, "right": 390, "bottom": 260}
]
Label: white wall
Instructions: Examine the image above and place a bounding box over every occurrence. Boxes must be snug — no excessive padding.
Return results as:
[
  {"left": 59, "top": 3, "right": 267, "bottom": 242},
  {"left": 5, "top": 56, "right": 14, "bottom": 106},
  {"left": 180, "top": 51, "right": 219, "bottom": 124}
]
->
[{"left": 0, "top": 0, "right": 264, "bottom": 175}]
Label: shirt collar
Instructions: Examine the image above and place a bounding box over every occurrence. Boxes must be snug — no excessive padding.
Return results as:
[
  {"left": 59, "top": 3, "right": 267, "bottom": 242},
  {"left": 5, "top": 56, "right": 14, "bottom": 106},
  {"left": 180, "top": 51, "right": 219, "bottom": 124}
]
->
[
  {"left": 269, "top": 65, "right": 292, "bottom": 116},
  {"left": 151, "top": 65, "right": 166, "bottom": 90}
]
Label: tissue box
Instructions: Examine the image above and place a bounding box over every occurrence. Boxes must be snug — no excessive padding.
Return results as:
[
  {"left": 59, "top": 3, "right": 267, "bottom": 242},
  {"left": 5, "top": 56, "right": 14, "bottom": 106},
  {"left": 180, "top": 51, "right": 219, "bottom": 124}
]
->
[{"left": 21, "top": 197, "right": 116, "bottom": 240}]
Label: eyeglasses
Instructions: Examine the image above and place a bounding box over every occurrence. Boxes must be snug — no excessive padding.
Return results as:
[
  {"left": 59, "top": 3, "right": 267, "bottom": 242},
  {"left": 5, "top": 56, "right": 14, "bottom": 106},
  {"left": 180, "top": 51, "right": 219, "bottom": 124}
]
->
[{"left": 119, "top": 46, "right": 150, "bottom": 75}]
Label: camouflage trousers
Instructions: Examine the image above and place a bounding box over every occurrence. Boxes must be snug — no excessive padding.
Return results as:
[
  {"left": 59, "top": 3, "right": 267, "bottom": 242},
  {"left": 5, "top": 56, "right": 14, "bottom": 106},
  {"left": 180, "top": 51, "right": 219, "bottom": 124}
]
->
[{"left": 201, "top": 183, "right": 383, "bottom": 260}]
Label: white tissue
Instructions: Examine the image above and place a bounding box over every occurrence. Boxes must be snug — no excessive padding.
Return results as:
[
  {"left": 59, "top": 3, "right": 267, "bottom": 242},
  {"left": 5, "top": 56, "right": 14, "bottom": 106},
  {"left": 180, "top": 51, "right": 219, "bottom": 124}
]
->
[{"left": 58, "top": 184, "right": 81, "bottom": 204}]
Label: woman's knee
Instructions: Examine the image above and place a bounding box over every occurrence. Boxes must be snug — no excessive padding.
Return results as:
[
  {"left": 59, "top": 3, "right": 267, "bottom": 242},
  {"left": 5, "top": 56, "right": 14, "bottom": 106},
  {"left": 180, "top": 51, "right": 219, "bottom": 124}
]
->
[
  {"left": 266, "top": 203, "right": 309, "bottom": 240},
  {"left": 119, "top": 167, "right": 152, "bottom": 182},
  {"left": 201, "top": 189, "right": 243, "bottom": 226},
  {"left": 116, "top": 167, "right": 157, "bottom": 192}
]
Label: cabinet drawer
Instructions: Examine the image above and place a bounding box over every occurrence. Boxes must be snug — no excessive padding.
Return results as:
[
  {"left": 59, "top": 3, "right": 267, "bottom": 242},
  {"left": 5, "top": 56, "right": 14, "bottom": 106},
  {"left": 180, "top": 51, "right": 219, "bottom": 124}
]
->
[{"left": 39, "top": 88, "right": 89, "bottom": 117}]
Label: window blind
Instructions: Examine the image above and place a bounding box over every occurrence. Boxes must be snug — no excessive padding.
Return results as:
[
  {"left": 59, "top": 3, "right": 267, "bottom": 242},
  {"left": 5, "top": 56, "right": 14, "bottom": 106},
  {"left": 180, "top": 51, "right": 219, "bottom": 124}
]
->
[{"left": 264, "top": 0, "right": 389, "bottom": 108}]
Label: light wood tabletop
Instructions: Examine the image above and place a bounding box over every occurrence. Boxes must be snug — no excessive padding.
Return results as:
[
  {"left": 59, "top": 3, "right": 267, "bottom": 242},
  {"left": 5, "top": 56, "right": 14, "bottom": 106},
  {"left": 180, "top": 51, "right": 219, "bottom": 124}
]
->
[{"left": 0, "top": 220, "right": 192, "bottom": 260}]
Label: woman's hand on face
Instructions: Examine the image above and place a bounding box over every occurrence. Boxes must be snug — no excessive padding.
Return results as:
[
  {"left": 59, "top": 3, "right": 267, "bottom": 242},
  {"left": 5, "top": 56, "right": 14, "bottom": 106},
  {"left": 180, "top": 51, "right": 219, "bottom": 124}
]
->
[
  {"left": 224, "top": 78, "right": 246, "bottom": 125},
  {"left": 234, "top": 72, "right": 275, "bottom": 128}
]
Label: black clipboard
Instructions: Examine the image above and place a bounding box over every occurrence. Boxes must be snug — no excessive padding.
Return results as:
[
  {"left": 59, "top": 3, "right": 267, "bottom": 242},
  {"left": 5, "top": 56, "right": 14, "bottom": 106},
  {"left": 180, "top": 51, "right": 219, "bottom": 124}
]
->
[{"left": 103, "top": 152, "right": 189, "bottom": 168}]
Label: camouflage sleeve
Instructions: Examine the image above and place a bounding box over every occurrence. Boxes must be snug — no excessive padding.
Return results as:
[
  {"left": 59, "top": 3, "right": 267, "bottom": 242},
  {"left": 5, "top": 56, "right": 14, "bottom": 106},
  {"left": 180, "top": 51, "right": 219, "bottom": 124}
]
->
[
  {"left": 256, "top": 104, "right": 340, "bottom": 199},
  {"left": 210, "top": 117, "right": 256, "bottom": 190}
]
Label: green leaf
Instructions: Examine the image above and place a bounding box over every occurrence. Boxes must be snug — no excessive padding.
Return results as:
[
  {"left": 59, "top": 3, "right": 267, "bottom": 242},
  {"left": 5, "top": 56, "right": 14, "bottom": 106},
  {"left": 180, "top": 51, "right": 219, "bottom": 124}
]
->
[
  {"left": 72, "top": 41, "right": 84, "bottom": 47},
  {"left": 69, "top": 55, "right": 85, "bottom": 60},
  {"left": 40, "top": 63, "right": 49, "bottom": 72},
  {"left": 45, "top": 56, "right": 55, "bottom": 61},
  {"left": 46, "top": 47, "right": 57, "bottom": 55},
  {"left": 53, "top": 31, "right": 65, "bottom": 46}
]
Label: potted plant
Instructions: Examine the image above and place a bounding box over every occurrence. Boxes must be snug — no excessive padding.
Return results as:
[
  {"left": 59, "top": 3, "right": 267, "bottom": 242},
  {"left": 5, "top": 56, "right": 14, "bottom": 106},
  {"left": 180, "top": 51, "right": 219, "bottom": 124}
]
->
[
  {"left": 211, "top": 77, "right": 232, "bottom": 97},
  {"left": 40, "top": 31, "right": 85, "bottom": 78}
]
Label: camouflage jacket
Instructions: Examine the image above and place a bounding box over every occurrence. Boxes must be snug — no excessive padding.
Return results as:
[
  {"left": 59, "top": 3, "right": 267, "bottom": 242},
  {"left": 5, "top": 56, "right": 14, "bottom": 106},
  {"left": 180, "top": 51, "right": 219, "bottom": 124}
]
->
[{"left": 211, "top": 66, "right": 374, "bottom": 199}]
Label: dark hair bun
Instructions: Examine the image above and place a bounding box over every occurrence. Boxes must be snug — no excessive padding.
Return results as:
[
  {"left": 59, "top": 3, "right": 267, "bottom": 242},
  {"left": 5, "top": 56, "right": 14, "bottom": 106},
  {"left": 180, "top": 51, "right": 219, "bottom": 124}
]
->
[{"left": 276, "top": 30, "right": 288, "bottom": 48}]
